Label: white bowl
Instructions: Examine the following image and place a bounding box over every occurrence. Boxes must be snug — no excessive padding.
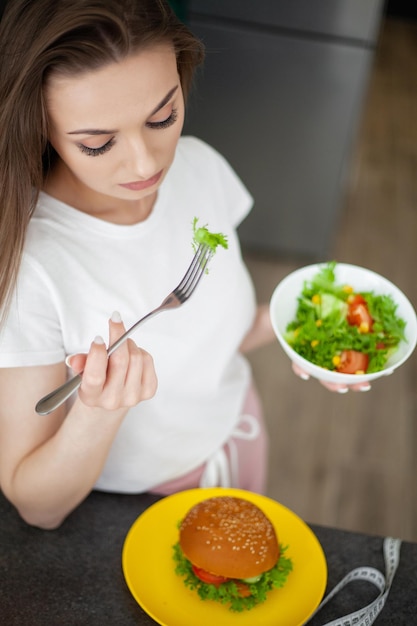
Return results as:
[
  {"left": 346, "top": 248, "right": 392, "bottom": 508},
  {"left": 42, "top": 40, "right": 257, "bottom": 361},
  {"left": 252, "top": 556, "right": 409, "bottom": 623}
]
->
[{"left": 270, "top": 263, "right": 417, "bottom": 385}]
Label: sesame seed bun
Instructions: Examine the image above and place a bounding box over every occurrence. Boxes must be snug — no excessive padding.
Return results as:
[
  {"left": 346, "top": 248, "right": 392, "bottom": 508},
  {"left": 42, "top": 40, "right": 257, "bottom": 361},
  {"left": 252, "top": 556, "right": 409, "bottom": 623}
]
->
[{"left": 179, "top": 496, "right": 280, "bottom": 579}]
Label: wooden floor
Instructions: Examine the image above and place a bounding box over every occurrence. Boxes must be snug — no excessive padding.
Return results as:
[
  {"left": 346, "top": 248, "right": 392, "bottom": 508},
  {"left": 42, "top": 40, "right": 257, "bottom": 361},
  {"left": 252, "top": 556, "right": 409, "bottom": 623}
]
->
[{"left": 243, "top": 18, "right": 417, "bottom": 542}]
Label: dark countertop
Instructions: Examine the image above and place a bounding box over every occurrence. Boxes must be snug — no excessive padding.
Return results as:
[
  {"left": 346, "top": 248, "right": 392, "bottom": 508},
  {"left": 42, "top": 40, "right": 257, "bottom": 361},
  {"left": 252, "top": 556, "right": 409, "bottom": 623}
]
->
[{"left": 1, "top": 490, "right": 416, "bottom": 625}]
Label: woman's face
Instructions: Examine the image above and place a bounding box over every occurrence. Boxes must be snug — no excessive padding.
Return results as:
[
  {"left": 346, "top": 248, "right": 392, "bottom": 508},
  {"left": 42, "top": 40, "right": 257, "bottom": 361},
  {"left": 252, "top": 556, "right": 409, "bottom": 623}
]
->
[{"left": 45, "top": 43, "right": 184, "bottom": 222}]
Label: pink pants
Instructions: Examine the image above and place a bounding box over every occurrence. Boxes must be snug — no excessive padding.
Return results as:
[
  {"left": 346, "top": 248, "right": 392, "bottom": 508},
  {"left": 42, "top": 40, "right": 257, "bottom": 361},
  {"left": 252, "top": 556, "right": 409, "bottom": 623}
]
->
[{"left": 151, "top": 383, "right": 268, "bottom": 496}]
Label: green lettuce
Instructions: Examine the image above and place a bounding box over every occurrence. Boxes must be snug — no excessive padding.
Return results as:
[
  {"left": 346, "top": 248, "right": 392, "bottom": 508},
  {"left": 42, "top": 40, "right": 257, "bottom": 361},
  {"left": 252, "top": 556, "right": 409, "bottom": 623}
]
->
[
  {"left": 192, "top": 217, "right": 228, "bottom": 253},
  {"left": 285, "top": 261, "right": 406, "bottom": 373},
  {"left": 173, "top": 541, "right": 292, "bottom": 612}
]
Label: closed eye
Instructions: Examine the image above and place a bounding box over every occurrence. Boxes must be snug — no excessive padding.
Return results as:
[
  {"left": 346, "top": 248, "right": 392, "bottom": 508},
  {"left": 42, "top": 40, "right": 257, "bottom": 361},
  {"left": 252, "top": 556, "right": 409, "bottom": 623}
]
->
[
  {"left": 78, "top": 137, "right": 115, "bottom": 157},
  {"left": 146, "top": 107, "right": 178, "bottom": 130}
]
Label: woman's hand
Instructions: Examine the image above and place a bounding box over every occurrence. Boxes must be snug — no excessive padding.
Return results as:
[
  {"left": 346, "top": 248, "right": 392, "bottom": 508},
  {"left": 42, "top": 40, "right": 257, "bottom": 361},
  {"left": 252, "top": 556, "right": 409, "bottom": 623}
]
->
[
  {"left": 67, "top": 311, "right": 157, "bottom": 411},
  {"left": 0, "top": 311, "right": 157, "bottom": 529},
  {"left": 291, "top": 362, "right": 371, "bottom": 393}
]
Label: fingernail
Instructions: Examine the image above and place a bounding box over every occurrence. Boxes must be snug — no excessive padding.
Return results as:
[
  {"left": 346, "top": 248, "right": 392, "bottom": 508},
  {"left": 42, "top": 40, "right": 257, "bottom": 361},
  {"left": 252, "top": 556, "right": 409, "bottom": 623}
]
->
[
  {"left": 65, "top": 354, "right": 76, "bottom": 367},
  {"left": 337, "top": 387, "right": 349, "bottom": 394},
  {"left": 111, "top": 310, "right": 122, "bottom": 323},
  {"left": 299, "top": 372, "right": 310, "bottom": 381},
  {"left": 359, "top": 384, "right": 371, "bottom": 392},
  {"left": 93, "top": 335, "right": 105, "bottom": 345}
]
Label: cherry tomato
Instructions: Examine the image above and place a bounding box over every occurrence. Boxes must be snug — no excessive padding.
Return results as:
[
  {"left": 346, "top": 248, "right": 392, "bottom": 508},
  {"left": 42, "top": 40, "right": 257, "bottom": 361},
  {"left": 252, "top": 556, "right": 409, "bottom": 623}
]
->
[
  {"left": 348, "top": 294, "right": 367, "bottom": 306},
  {"left": 337, "top": 350, "right": 369, "bottom": 374},
  {"left": 347, "top": 295, "right": 373, "bottom": 330},
  {"left": 192, "top": 565, "right": 229, "bottom": 586}
]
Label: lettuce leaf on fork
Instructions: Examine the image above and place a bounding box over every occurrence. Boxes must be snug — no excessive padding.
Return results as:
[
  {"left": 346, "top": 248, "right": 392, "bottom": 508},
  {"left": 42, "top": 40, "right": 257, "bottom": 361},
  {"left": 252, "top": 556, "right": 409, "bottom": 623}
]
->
[{"left": 192, "top": 217, "right": 228, "bottom": 253}]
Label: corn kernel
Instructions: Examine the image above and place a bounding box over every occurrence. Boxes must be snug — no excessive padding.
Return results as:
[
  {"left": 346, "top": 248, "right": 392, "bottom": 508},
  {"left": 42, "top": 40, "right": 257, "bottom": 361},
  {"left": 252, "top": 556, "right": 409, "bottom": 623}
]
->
[
  {"left": 332, "top": 355, "right": 341, "bottom": 366},
  {"left": 312, "top": 294, "right": 321, "bottom": 304},
  {"left": 355, "top": 370, "right": 365, "bottom": 375},
  {"left": 315, "top": 319, "right": 323, "bottom": 327},
  {"left": 343, "top": 285, "right": 353, "bottom": 294},
  {"left": 358, "top": 322, "right": 370, "bottom": 333},
  {"left": 311, "top": 339, "right": 319, "bottom": 348}
]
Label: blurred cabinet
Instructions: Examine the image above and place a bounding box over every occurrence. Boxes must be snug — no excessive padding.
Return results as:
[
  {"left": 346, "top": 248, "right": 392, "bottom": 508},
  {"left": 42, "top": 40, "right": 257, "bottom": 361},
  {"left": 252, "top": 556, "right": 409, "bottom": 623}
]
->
[{"left": 184, "top": 0, "right": 384, "bottom": 258}]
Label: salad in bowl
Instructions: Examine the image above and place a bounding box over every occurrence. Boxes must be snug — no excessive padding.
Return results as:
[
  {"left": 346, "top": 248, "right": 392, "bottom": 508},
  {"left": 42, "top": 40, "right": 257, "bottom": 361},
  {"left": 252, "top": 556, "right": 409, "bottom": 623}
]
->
[{"left": 270, "top": 262, "right": 417, "bottom": 385}]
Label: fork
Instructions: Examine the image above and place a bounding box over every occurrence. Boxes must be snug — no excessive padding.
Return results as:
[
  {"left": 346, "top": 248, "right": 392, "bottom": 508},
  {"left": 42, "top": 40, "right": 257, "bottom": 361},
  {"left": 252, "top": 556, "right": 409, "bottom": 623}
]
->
[{"left": 35, "top": 244, "right": 213, "bottom": 415}]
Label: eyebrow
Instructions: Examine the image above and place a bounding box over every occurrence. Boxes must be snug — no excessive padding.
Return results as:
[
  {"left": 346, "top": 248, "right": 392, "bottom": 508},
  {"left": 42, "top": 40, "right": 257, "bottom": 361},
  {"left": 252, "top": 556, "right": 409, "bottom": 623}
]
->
[{"left": 67, "top": 85, "right": 179, "bottom": 135}]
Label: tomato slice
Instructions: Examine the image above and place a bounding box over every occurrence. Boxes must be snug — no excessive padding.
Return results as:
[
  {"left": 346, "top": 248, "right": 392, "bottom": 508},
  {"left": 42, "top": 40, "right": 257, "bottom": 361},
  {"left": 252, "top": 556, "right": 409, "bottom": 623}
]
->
[
  {"left": 234, "top": 580, "right": 252, "bottom": 597},
  {"left": 347, "top": 295, "right": 373, "bottom": 330},
  {"left": 191, "top": 565, "right": 230, "bottom": 586},
  {"left": 337, "top": 350, "right": 369, "bottom": 374},
  {"left": 348, "top": 294, "right": 367, "bottom": 306},
  {"left": 191, "top": 565, "right": 252, "bottom": 597}
]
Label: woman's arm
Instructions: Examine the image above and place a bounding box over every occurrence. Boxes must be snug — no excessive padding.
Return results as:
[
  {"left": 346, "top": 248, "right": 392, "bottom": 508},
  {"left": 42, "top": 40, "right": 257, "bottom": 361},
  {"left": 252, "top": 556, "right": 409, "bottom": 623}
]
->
[
  {"left": 239, "top": 303, "right": 275, "bottom": 354},
  {"left": 0, "top": 316, "right": 157, "bottom": 529}
]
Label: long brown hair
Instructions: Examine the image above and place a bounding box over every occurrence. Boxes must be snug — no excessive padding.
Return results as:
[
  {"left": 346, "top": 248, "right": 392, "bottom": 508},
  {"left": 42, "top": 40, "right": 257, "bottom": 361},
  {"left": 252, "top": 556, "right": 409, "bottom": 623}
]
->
[{"left": 0, "top": 0, "right": 204, "bottom": 321}]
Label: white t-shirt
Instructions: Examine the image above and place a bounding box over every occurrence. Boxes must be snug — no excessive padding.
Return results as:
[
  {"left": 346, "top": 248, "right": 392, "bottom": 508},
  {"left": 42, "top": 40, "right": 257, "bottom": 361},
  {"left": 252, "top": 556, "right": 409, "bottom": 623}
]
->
[{"left": 0, "top": 136, "right": 257, "bottom": 492}]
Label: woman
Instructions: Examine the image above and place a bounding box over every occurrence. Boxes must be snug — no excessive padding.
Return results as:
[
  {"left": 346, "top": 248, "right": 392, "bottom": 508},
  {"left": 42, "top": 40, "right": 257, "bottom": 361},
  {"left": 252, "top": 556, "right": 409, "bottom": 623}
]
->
[
  {"left": 0, "top": 0, "right": 367, "bottom": 530},
  {"left": 0, "top": 0, "right": 280, "bottom": 530}
]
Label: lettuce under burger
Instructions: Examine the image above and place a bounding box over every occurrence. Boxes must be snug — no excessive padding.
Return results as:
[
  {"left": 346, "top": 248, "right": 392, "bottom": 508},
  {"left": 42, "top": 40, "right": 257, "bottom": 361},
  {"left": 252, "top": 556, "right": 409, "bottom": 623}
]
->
[{"left": 173, "top": 496, "right": 293, "bottom": 611}]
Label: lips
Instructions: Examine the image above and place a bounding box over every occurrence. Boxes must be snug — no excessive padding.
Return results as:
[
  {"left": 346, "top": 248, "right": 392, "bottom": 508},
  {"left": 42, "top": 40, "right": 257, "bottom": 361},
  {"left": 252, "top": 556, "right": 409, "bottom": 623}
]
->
[{"left": 119, "top": 170, "right": 162, "bottom": 191}]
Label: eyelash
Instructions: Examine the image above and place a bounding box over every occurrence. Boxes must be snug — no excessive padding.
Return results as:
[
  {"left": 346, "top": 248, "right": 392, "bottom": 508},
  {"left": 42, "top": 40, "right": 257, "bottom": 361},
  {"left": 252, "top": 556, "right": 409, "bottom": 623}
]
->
[
  {"left": 78, "top": 108, "right": 179, "bottom": 157},
  {"left": 146, "top": 107, "right": 178, "bottom": 129},
  {"left": 78, "top": 138, "right": 115, "bottom": 157}
]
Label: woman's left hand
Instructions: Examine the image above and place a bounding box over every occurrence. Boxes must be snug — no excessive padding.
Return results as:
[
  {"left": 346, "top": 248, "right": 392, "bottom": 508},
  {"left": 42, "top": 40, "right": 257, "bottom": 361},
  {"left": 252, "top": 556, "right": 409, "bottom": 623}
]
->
[{"left": 291, "top": 362, "right": 371, "bottom": 393}]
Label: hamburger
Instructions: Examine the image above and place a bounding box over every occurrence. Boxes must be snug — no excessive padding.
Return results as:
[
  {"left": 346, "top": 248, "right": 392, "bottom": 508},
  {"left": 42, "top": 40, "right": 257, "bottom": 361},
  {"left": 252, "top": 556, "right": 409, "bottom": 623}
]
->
[{"left": 173, "top": 496, "right": 292, "bottom": 611}]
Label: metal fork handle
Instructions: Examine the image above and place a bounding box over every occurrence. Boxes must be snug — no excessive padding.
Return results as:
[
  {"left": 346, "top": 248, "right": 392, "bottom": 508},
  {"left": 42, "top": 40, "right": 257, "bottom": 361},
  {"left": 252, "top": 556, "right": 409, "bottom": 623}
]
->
[{"left": 35, "top": 295, "right": 178, "bottom": 416}]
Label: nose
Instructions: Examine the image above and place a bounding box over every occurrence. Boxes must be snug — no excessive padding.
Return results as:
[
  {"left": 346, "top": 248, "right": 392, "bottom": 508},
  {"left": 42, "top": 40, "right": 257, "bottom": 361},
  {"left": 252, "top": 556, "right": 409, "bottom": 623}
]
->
[{"left": 125, "top": 133, "right": 158, "bottom": 180}]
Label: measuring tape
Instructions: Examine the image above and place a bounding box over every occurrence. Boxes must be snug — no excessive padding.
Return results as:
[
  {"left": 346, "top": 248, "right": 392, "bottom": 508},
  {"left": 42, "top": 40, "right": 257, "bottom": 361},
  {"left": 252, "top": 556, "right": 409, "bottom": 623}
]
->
[{"left": 307, "top": 537, "right": 402, "bottom": 626}]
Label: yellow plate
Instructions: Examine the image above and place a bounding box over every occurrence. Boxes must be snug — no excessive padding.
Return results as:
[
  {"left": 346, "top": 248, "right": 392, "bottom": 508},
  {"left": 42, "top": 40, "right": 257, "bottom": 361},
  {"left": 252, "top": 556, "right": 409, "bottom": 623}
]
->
[{"left": 122, "top": 488, "right": 327, "bottom": 626}]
